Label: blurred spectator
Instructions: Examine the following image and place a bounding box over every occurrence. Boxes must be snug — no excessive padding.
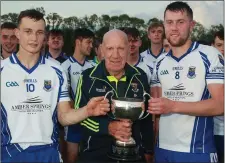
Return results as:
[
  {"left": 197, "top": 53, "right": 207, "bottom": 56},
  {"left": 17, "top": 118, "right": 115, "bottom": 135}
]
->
[
  {"left": 0, "top": 22, "right": 18, "bottom": 59},
  {"left": 212, "top": 29, "right": 224, "bottom": 56}
]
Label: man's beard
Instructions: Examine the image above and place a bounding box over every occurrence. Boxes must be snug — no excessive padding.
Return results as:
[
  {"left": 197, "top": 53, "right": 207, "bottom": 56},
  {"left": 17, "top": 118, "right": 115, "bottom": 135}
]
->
[{"left": 168, "top": 33, "right": 190, "bottom": 47}]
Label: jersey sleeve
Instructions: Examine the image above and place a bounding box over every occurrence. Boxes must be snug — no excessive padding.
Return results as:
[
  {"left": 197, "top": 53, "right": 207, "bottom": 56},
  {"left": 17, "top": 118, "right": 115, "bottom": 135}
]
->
[
  {"left": 205, "top": 49, "right": 224, "bottom": 85},
  {"left": 58, "top": 68, "right": 70, "bottom": 102},
  {"left": 150, "top": 60, "right": 162, "bottom": 88}
]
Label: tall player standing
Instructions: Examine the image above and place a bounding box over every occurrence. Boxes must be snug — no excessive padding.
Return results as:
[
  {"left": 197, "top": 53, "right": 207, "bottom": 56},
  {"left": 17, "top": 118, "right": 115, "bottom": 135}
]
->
[
  {"left": 1, "top": 9, "right": 110, "bottom": 163},
  {"left": 62, "top": 28, "right": 95, "bottom": 163},
  {"left": 150, "top": 2, "right": 224, "bottom": 163}
]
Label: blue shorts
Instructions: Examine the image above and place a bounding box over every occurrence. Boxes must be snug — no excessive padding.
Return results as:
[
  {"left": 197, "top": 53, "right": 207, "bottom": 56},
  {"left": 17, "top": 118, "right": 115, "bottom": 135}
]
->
[
  {"left": 64, "top": 124, "right": 82, "bottom": 143},
  {"left": 2, "top": 144, "right": 61, "bottom": 163},
  {"left": 155, "top": 147, "right": 218, "bottom": 163}
]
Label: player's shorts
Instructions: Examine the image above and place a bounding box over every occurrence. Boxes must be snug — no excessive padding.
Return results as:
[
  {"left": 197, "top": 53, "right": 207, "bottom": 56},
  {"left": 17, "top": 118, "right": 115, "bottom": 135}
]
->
[
  {"left": 1, "top": 143, "right": 62, "bottom": 163},
  {"left": 214, "top": 135, "right": 224, "bottom": 162},
  {"left": 64, "top": 124, "right": 82, "bottom": 143},
  {"left": 155, "top": 147, "right": 218, "bottom": 163}
]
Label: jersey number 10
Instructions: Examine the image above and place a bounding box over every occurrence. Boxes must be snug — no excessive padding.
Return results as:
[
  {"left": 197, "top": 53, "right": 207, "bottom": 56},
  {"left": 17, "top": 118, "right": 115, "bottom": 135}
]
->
[{"left": 26, "top": 84, "right": 35, "bottom": 92}]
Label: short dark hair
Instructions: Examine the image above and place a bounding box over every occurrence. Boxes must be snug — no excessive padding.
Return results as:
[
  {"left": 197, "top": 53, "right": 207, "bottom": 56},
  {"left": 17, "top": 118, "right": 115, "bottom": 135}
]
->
[
  {"left": 118, "top": 27, "right": 126, "bottom": 31},
  {"left": 164, "top": 1, "right": 193, "bottom": 20},
  {"left": 198, "top": 40, "right": 211, "bottom": 46},
  {"left": 48, "top": 29, "right": 64, "bottom": 39},
  {"left": 18, "top": 9, "right": 45, "bottom": 26},
  {"left": 213, "top": 29, "right": 224, "bottom": 44},
  {"left": 148, "top": 21, "right": 164, "bottom": 32},
  {"left": 123, "top": 27, "right": 140, "bottom": 39},
  {"left": 1, "top": 22, "right": 17, "bottom": 30},
  {"left": 74, "top": 28, "right": 94, "bottom": 41},
  {"left": 93, "top": 37, "right": 102, "bottom": 49}
]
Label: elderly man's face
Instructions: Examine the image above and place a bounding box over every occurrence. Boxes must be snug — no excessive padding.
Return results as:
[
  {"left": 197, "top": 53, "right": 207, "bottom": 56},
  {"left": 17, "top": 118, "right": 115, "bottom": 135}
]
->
[{"left": 102, "top": 33, "right": 129, "bottom": 74}]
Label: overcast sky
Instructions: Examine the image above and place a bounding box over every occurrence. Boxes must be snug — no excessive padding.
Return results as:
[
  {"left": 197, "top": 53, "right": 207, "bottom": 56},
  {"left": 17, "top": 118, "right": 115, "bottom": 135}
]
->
[{"left": 1, "top": 1, "right": 224, "bottom": 28}]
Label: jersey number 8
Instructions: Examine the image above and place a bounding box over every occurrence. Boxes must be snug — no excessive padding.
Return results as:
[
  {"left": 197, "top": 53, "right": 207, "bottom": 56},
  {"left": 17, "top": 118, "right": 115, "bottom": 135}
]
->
[{"left": 175, "top": 71, "right": 180, "bottom": 79}]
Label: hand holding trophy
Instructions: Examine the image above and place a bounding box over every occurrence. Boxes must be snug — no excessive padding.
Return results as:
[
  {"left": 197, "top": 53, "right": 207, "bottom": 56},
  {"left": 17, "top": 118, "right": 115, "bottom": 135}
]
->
[{"left": 104, "top": 90, "right": 151, "bottom": 161}]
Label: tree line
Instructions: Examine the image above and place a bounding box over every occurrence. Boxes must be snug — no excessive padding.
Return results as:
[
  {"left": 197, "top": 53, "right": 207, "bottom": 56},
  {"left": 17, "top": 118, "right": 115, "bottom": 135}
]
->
[{"left": 1, "top": 7, "right": 224, "bottom": 55}]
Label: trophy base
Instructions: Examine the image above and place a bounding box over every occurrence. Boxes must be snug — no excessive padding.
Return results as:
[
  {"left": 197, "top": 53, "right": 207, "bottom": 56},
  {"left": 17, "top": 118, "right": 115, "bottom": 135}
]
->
[{"left": 107, "top": 138, "right": 141, "bottom": 162}]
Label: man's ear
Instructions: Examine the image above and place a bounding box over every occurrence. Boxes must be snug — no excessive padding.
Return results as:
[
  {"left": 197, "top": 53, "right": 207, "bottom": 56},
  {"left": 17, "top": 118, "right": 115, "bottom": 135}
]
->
[{"left": 190, "top": 20, "right": 196, "bottom": 33}]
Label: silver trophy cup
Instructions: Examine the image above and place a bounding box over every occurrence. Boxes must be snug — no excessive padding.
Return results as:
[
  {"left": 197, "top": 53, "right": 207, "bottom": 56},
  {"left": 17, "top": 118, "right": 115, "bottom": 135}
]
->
[{"left": 104, "top": 90, "right": 151, "bottom": 161}]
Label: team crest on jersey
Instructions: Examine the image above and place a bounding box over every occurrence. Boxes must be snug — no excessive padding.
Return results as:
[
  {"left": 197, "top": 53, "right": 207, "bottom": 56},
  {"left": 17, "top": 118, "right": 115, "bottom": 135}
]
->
[
  {"left": 131, "top": 83, "right": 139, "bottom": 92},
  {"left": 218, "top": 54, "right": 224, "bottom": 65},
  {"left": 187, "top": 66, "right": 196, "bottom": 79},
  {"left": 43, "top": 80, "right": 52, "bottom": 92}
]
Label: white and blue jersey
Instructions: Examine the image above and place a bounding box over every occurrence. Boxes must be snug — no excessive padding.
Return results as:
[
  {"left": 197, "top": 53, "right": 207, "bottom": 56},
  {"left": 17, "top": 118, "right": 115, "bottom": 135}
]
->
[
  {"left": 132, "top": 55, "right": 153, "bottom": 85},
  {"left": 152, "top": 42, "right": 224, "bottom": 153},
  {"left": 61, "top": 56, "right": 94, "bottom": 101},
  {"left": 61, "top": 56, "right": 95, "bottom": 142},
  {"left": 140, "top": 48, "right": 165, "bottom": 66},
  {"left": 1, "top": 53, "right": 70, "bottom": 158}
]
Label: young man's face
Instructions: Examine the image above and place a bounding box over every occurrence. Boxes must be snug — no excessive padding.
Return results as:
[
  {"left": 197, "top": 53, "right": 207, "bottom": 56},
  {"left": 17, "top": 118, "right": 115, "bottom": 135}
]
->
[
  {"left": 148, "top": 26, "right": 164, "bottom": 44},
  {"left": 213, "top": 36, "right": 224, "bottom": 56},
  {"left": 48, "top": 34, "right": 64, "bottom": 50},
  {"left": 1, "top": 28, "right": 18, "bottom": 53},
  {"left": 78, "top": 38, "right": 93, "bottom": 56},
  {"left": 164, "top": 10, "right": 195, "bottom": 47},
  {"left": 95, "top": 44, "right": 103, "bottom": 61},
  {"left": 15, "top": 17, "right": 45, "bottom": 54},
  {"left": 127, "top": 35, "right": 142, "bottom": 56}
]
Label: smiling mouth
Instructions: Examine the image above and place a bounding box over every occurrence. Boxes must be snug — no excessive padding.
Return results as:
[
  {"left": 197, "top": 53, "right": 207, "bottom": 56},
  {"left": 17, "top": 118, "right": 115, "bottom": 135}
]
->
[
  {"left": 5, "top": 45, "right": 14, "bottom": 49},
  {"left": 29, "top": 44, "right": 38, "bottom": 48}
]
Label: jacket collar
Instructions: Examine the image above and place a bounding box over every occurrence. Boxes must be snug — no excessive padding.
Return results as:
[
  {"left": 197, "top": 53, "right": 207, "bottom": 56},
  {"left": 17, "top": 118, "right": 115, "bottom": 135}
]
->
[{"left": 90, "top": 60, "right": 141, "bottom": 81}]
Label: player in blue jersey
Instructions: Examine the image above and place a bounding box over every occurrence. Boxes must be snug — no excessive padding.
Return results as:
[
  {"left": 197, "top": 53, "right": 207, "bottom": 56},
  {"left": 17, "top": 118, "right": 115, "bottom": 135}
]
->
[
  {"left": 123, "top": 27, "right": 154, "bottom": 163},
  {"left": 149, "top": 2, "right": 224, "bottom": 163},
  {"left": 45, "top": 29, "right": 68, "bottom": 63},
  {"left": 91, "top": 37, "right": 104, "bottom": 65},
  {"left": 62, "top": 28, "right": 95, "bottom": 163},
  {"left": 0, "top": 22, "right": 18, "bottom": 59},
  {"left": 1, "top": 9, "right": 110, "bottom": 163},
  {"left": 140, "top": 21, "right": 165, "bottom": 66},
  {"left": 123, "top": 27, "right": 153, "bottom": 90},
  {"left": 212, "top": 29, "right": 224, "bottom": 56},
  {"left": 211, "top": 29, "right": 224, "bottom": 163}
]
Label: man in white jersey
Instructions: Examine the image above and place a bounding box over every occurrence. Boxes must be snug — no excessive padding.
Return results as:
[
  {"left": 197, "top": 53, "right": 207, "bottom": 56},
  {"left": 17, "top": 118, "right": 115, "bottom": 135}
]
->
[
  {"left": 62, "top": 28, "right": 95, "bottom": 163},
  {"left": 91, "top": 37, "right": 104, "bottom": 65},
  {"left": 211, "top": 29, "right": 224, "bottom": 163},
  {"left": 149, "top": 2, "right": 224, "bottom": 163},
  {"left": 123, "top": 27, "right": 154, "bottom": 163},
  {"left": 140, "top": 21, "right": 165, "bottom": 66},
  {"left": 212, "top": 30, "right": 224, "bottom": 56},
  {"left": 1, "top": 9, "right": 110, "bottom": 163},
  {"left": 123, "top": 27, "right": 154, "bottom": 90},
  {"left": 0, "top": 22, "right": 18, "bottom": 59},
  {"left": 45, "top": 29, "right": 68, "bottom": 64}
]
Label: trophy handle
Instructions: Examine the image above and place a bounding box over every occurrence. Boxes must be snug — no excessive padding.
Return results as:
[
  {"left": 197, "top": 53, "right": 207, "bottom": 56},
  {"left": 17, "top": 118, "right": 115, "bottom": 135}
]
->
[
  {"left": 104, "top": 90, "right": 116, "bottom": 120},
  {"left": 139, "top": 92, "right": 151, "bottom": 120}
]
